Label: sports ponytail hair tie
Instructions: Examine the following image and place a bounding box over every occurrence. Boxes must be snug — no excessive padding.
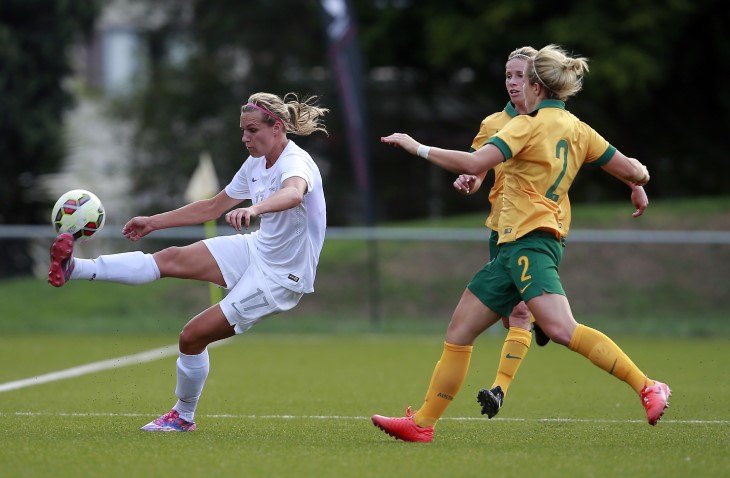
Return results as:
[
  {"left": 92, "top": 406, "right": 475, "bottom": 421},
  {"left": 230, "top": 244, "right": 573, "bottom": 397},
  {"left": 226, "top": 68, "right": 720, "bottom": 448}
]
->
[{"left": 246, "top": 102, "right": 284, "bottom": 125}]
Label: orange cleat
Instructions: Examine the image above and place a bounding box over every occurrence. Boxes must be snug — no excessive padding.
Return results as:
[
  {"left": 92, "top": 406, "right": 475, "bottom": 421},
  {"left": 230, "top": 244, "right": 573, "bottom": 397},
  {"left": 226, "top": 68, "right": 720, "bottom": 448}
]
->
[{"left": 371, "top": 406, "right": 434, "bottom": 443}]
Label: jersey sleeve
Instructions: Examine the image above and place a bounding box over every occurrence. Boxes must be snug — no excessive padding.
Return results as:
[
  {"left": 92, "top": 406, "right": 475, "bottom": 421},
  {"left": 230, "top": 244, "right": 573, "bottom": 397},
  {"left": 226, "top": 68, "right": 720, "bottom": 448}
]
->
[
  {"left": 224, "top": 160, "right": 252, "bottom": 200},
  {"left": 470, "top": 112, "right": 501, "bottom": 151},
  {"left": 485, "top": 115, "right": 533, "bottom": 161},
  {"left": 279, "top": 153, "right": 314, "bottom": 194},
  {"left": 581, "top": 122, "right": 616, "bottom": 166}
]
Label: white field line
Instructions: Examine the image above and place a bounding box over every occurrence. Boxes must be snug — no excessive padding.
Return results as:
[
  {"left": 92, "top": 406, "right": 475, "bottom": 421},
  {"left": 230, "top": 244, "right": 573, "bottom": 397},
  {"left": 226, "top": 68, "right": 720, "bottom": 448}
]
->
[
  {"left": 0, "top": 411, "right": 727, "bottom": 425},
  {"left": 0, "top": 339, "right": 231, "bottom": 394},
  {"left": 2, "top": 344, "right": 727, "bottom": 426}
]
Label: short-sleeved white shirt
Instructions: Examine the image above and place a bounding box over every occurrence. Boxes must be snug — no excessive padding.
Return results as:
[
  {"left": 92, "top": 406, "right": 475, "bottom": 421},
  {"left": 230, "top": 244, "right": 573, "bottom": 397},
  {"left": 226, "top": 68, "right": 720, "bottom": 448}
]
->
[{"left": 224, "top": 140, "right": 326, "bottom": 293}]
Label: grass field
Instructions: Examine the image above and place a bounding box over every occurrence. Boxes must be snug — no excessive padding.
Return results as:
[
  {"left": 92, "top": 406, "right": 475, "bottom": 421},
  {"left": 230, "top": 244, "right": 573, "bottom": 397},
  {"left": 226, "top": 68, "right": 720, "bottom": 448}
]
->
[{"left": 1, "top": 333, "right": 728, "bottom": 478}]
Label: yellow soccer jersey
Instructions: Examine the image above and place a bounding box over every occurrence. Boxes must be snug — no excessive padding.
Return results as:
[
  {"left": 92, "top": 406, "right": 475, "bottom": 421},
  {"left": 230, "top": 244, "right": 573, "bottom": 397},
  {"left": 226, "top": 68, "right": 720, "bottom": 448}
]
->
[
  {"left": 469, "top": 102, "right": 517, "bottom": 232},
  {"left": 485, "top": 100, "right": 616, "bottom": 244},
  {"left": 471, "top": 102, "right": 573, "bottom": 237}
]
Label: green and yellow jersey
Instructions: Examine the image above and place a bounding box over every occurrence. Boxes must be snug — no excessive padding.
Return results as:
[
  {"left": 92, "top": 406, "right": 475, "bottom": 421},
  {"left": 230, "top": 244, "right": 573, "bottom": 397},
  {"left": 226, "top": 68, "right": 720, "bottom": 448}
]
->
[
  {"left": 486, "top": 100, "right": 615, "bottom": 244},
  {"left": 469, "top": 102, "right": 517, "bottom": 232},
  {"left": 472, "top": 102, "right": 573, "bottom": 238}
]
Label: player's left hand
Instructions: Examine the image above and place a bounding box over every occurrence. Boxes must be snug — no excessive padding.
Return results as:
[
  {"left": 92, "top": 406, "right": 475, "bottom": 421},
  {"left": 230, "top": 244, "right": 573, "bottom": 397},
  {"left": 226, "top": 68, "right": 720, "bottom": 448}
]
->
[
  {"left": 631, "top": 184, "right": 648, "bottom": 218},
  {"left": 226, "top": 207, "right": 258, "bottom": 230}
]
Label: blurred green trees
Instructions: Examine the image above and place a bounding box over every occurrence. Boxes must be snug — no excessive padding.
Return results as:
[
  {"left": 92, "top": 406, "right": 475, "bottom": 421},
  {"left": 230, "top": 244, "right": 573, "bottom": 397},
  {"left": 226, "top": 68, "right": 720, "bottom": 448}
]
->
[
  {"left": 0, "top": 0, "right": 99, "bottom": 223},
  {"left": 2, "top": 0, "right": 729, "bottom": 234},
  {"left": 118, "top": 0, "right": 730, "bottom": 223},
  {"left": 0, "top": 0, "right": 99, "bottom": 275},
  {"left": 355, "top": 0, "right": 729, "bottom": 214}
]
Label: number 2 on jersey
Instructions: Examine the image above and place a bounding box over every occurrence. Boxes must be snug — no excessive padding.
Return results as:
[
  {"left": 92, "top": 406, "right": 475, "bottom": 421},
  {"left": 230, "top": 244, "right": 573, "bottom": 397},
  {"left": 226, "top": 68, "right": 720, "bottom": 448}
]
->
[{"left": 546, "top": 139, "right": 569, "bottom": 202}]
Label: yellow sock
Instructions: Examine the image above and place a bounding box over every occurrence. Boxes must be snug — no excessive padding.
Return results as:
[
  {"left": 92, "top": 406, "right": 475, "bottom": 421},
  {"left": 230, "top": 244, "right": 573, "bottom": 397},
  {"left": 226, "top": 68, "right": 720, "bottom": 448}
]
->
[
  {"left": 413, "top": 342, "right": 472, "bottom": 428},
  {"left": 492, "top": 327, "right": 532, "bottom": 396},
  {"left": 568, "top": 324, "right": 650, "bottom": 394}
]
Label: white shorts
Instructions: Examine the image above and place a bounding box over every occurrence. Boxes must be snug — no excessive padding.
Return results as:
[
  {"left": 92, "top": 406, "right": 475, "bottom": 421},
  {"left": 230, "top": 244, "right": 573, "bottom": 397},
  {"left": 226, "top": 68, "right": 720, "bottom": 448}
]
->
[{"left": 203, "top": 234, "right": 302, "bottom": 334}]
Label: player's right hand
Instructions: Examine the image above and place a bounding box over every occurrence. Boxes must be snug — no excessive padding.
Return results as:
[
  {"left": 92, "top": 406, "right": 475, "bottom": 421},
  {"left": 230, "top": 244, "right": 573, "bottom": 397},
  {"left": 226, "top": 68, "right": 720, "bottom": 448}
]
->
[
  {"left": 454, "top": 174, "right": 477, "bottom": 194},
  {"left": 122, "top": 216, "right": 153, "bottom": 241},
  {"left": 380, "top": 133, "right": 420, "bottom": 156}
]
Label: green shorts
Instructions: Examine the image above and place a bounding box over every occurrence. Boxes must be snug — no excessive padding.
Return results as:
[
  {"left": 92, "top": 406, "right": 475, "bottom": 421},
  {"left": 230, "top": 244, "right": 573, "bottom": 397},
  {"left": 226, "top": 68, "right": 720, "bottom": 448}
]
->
[
  {"left": 468, "top": 231, "right": 565, "bottom": 318},
  {"left": 488, "top": 229, "right": 565, "bottom": 261},
  {"left": 488, "top": 229, "right": 499, "bottom": 259}
]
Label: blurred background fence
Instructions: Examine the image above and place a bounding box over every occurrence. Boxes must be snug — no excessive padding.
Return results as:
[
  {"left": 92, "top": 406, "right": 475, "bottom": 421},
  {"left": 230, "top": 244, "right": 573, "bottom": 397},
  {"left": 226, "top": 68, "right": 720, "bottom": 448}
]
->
[
  {"left": 3, "top": 225, "right": 728, "bottom": 337},
  {"left": 3, "top": 0, "right": 729, "bottom": 339}
]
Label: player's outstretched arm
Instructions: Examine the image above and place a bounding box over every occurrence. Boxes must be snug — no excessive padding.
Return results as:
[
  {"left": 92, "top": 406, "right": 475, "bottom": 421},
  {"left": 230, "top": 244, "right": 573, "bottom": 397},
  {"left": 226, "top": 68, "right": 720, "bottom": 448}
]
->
[
  {"left": 381, "top": 133, "right": 504, "bottom": 176},
  {"left": 122, "top": 190, "right": 241, "bottom": 240}
]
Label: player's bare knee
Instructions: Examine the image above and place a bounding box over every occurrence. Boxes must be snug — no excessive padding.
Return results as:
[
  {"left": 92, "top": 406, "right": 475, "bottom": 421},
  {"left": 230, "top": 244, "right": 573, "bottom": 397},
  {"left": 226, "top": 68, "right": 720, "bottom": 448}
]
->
[
  {"left": 445, "top": 321, "right": 478, "bottom": 346},
  {"left": 509, "top": 315, "right": 531, "bottom": 330},
  {"left": 178, "top": 324, "right": 204, "bottom": 353},
  {"left": 153, "top": 246, "right": 183, "bottom": 276},
  {"left": 508, "top": 303, "right": 531, "bottom": 330},
  {"left": 543, "top": 326, "right": 571, "bottom": 346}
]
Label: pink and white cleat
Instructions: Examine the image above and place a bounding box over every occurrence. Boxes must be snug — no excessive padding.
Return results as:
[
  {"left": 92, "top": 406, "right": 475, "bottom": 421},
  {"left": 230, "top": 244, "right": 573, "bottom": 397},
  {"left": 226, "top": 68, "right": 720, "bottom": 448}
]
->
[
  {"left": 640, "top": 379, "right": 672, "bottom": 425},
  {"left": 48, "top": 233, "right": 75, "bottom": 287},
  {"left": 140, "top": 409, "right": 196, "bottom": 432}
]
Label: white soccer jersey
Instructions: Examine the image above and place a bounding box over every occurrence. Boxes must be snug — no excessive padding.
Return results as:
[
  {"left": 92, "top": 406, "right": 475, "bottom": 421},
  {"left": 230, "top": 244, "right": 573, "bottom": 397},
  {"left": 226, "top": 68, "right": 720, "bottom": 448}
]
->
[{"left": 224, "top": 140, "right": 326, "bottom": 293}]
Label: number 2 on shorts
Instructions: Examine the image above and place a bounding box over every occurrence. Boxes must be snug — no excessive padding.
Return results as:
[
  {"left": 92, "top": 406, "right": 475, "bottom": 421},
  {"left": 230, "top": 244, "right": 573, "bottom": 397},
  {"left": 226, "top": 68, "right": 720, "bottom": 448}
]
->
[{"left": 518, "top": 256, "right": 532, "bottom": 282}]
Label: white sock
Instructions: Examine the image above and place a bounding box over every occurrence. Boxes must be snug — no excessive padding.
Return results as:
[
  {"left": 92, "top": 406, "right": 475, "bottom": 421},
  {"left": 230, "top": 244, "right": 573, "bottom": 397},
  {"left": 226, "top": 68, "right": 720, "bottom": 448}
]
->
[
  {"left": 173, "top": 349, "right": 210, "bottom": 422},
  {"left": 70, "top": 252, "right": 160, "bottom": 284}
]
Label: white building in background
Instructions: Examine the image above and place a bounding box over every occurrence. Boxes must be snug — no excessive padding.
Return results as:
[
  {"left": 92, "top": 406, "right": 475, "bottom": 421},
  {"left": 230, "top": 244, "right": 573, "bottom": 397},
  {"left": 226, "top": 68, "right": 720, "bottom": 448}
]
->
[{"left": 100, "top": 25, "right": 142, "bottom": 96}]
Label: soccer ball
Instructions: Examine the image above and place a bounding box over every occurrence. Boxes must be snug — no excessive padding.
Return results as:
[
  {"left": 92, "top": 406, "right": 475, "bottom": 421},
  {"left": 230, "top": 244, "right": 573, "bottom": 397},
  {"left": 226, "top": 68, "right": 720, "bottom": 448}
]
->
[{"left": 51, "top": 189, "right": 106, "bottom": 243}]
